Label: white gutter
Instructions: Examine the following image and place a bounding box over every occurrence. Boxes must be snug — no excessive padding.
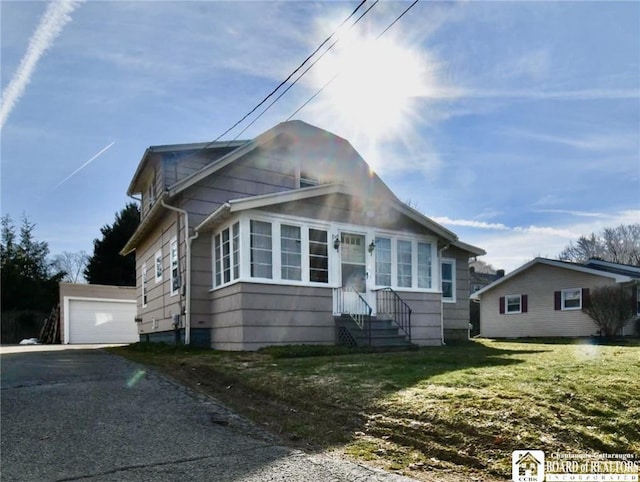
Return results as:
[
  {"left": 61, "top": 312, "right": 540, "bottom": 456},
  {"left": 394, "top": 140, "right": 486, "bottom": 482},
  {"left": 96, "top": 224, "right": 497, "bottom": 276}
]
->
[
  {"left": 438, "top": 243, "right": 450, "bottom": 346},
  {"left": 161, "top": 199, "right": 199, "bottom": 345}
]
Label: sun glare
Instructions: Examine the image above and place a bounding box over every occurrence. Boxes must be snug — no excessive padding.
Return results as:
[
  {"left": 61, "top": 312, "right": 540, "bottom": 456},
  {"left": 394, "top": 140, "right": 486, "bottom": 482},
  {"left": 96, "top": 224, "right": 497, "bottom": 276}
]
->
[{"left": 312, "top": 32, "right": 431, "bottom": 141}]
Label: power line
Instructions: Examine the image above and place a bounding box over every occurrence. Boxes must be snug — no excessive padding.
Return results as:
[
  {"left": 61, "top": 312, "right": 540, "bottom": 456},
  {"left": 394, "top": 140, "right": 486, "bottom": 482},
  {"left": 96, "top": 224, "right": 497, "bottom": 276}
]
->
[
  {"left": 229, "top": 0, "right": 380, "bottom": 142},
  {"left": 287, "top": 0, "right": 420, "bottom": 121},
  {"left": 202, "top": 0, "right": 369, "bottom": 150}
]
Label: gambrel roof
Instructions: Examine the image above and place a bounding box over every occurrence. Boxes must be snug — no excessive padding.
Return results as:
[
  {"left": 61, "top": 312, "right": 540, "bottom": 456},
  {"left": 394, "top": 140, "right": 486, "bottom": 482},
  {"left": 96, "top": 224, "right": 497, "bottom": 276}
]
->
[{"left": 122, "top": 120, "right": 485, "bottom": 257}]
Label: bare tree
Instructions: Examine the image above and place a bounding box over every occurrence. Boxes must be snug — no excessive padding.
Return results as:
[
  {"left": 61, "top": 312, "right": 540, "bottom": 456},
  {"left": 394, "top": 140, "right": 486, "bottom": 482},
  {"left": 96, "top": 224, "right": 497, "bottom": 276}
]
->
[
  {"left": 559, "top": 224, "right": 640, "bottom": 266},
  {"left": 470, "top": 259, "right": 496, "bottom": 274},
  {"left": 583, "top": 285, "right": 635, "bottom": 338},
  {"left": 52, "top": 251, "right": 89, "bottom": 283}
]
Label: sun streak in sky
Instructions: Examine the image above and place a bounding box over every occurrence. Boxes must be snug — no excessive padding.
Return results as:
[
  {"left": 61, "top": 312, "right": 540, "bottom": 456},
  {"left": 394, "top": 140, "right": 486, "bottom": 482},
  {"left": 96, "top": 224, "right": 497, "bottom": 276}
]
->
[{"left": 311, "top": 32, "right": 434, "bottom": 143}]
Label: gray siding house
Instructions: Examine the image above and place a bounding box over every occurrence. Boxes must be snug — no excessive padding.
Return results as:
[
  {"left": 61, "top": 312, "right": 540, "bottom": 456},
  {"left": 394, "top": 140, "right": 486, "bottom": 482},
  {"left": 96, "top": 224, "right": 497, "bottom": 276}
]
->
[
  {"left": 472, "top": 258, "right": 640, "bottom": 338},
  {"left": 121, "top": 121, "right": 484, "bottom": 350}
]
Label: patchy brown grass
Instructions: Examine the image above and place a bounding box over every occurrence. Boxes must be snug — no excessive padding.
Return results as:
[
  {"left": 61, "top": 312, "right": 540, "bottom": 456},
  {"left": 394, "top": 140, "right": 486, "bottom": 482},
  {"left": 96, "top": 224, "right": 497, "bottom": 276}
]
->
[{"left": 109, "top": 339, "right": 640, "bottom": 481}]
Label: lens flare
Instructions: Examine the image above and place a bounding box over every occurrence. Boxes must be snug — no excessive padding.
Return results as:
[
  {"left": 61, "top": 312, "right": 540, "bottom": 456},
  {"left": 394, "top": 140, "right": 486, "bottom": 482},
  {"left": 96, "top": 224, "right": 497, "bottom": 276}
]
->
[{"left": 126, "top": 368, "right": 146, "bottom": 388}]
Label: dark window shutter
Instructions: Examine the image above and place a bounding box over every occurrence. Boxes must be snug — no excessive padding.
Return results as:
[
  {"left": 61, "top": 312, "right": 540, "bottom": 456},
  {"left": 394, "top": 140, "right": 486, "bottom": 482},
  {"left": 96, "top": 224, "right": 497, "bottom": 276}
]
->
[
  {"left": 522, "top": 294, "right": 528, "bottom": 313},
  {"left": 582, "top": 288, "right": 590, "bottom": 309},
  {"left": 499, "top": 296, "right": 505, "bottom": 314},
  {"left": 554, "top": 291, "right": 561, "bottom": 311},
  {"left": 632, "top": 287, "right": 638, "bottom": 314}
]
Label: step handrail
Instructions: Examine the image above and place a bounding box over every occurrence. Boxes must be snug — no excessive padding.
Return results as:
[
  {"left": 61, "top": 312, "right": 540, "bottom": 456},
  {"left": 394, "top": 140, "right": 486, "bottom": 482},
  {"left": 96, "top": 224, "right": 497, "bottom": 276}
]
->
[
  {"left": 333, "top": 287, "right": 373, "bottom": 346},
  {"left": 376, "top": 287, "right": 412, "bottom": 341}
]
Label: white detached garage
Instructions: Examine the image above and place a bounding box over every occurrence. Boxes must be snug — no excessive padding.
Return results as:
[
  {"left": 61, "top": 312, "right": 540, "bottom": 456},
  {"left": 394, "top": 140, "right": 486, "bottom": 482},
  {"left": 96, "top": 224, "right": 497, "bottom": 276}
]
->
[{"left": 59, "top": 283, "right": 139, "bottom": 344}]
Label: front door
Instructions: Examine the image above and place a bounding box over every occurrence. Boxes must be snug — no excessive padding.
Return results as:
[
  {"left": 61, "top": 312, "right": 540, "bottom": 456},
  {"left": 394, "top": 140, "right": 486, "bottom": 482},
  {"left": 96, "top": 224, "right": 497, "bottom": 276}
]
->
[{"left": 339, "top": 233, "right": 373, "bottom": 314}]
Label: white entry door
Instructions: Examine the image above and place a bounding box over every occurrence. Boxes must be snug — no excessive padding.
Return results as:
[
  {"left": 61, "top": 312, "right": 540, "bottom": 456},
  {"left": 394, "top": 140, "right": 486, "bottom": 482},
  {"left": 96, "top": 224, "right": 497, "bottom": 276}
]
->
[{"left": 339, "top": 232, "right": 374, "bottom": 314}]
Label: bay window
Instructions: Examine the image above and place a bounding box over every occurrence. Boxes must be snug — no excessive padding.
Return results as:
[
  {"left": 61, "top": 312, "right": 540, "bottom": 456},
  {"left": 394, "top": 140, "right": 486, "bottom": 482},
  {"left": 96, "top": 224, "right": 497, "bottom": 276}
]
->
[
  {"left": 397, "top": 240, "right": 412, "bottom": 288},
  {"left": 309, "top": 228, "right": 328, "bottom": 283},
  {"left": 281, "top": 224, "right": 301, "bottom": 281},
  {"left": 214, "top": 222, "right": 240, "bottom": 287},
  {"left": 250, "top": 220, "right": 272, "bottom": 279},
  {"left": 375, "top": 237, "right": 392, "bottom": 286},
  {"left": 417, "top": 242, "right": 432, "bottom": 288}
]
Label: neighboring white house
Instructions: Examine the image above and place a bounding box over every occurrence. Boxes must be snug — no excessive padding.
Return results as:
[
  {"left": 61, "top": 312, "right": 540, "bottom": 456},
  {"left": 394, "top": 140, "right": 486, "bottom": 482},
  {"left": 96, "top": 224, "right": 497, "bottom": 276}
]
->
[
  {"left": 471, "top": 258, "right": 640, "bottom": 338},
  {"left": 121, "top": 120, "right": 485, "bottom": 350}
]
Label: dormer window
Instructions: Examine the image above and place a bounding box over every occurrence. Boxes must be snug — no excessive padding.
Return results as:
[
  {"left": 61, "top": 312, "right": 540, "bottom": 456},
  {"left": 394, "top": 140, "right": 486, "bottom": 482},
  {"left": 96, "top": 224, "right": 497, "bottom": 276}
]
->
[
  {"left": 147, "top": 181, "right": 156, "bottom": 206},
  {"left": 299, "top": 169, "right": 319, "bottom": 188}
]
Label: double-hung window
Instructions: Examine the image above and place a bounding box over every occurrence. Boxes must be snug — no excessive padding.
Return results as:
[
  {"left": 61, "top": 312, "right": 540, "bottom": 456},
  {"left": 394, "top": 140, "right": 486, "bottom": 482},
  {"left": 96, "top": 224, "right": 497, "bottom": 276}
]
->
[
  {"left": 561, "top": 288, "right": 581, "bottom": 310},
  {"left": 506, "top": 295, "right": 521, "bottom": 314},
  {"left": 214, "top": 222, "right": 240, "bottom": 287},
  {"left": 250, "top": 220, "right": 272, "bottom": 279},
  {"left": 154, "top": 249, "right": 162, "bottom": 282},
  {"left": 441, "top": 259, "right": 455, "bottom": 301},
  {"left": 375, "top": 237, "right": 392, "bottom": 286},
  {"left": 417, "top": 242, "right": 432, "bottom": 289},
  {"left": 309, "top": 228, "right": 328, "bottom": 283},
  {"left": 397, "top": 240, "right": 412, "bottom": 288},
  {"left": 281, "top": 224, "right": 301, "bottom": 281},
  {"left": 142, "top": 263, "right": 148, "bottom": 307},
  {"left": 170, "top": 237, "right": 179, "bottom": 296}
]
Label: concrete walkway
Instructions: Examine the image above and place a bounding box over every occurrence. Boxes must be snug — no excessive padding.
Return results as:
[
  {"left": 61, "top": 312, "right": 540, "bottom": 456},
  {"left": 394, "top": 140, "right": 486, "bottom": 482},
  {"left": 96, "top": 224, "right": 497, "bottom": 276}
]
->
[{"left": 1, "top": 345, "right": 415, "bottom": 481}]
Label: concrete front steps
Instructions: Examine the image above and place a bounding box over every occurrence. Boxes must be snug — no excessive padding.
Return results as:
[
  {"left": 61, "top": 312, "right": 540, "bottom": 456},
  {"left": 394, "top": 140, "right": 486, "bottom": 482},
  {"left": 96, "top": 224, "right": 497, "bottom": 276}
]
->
[{"left": 334, "top": 315, "right": 414, "bottom": 349}]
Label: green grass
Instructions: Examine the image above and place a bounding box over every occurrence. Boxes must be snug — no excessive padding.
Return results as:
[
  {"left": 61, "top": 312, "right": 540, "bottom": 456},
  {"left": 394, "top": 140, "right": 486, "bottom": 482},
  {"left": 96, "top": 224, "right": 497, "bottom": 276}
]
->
[{"left": 109, "top": 339, "right": 640, "bottom": 480}]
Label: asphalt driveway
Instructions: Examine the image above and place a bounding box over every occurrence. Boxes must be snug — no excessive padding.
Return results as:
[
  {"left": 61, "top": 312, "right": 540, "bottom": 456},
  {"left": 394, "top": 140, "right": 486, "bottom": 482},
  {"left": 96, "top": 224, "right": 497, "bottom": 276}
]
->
[{"left": 0, "top": 345, "right": 414, "bottom": 482}]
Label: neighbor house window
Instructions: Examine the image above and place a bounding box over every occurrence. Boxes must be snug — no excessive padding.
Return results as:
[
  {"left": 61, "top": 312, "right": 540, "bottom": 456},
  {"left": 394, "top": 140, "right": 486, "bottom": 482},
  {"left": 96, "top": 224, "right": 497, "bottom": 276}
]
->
[
  {"left": 375, "top": 237, "right": 392, "bottom": 286},
  {"left": 506, "top": 295, "right": 521, "bottom": 314},
  {"left": 506, "top": 295, "right": 521, "bottom": 313},
  {"left": 214, "top": 222, "right": 240, "bottom": 287},
  {"left": 281, "top": 224, "right": 301, "bottom": 281},
  {"left": 142, "top": 263, "right": 148, "bottom": 307},
  {"left": 441, "top": 259, "right": 456, "bottom": 302},
  {"left": 250, "top": 220, "right": 272, "bottom": 279},
  {"left": 397, "top": 240, "right": 412, "bottom": 288},
  {"left": 154, "top": 249, "right": 162, "bottom": 282},
  {"left": 170, "top": 236, "right": 179, "bottom": 296},
  {"left": 636, "top": 286, "right": 640, "bottom": 315},
  {"left": 309, "top": 228, "right": 328, "bottom": 283},
  {"left": 561, "top": 288, "right": 581, "bottom": 310},
  {"left": 500, "top": 294, "right": 528, "bottom": 314},
  {"left": 417, "top": 242, "right": 432, "bottom": 289}
]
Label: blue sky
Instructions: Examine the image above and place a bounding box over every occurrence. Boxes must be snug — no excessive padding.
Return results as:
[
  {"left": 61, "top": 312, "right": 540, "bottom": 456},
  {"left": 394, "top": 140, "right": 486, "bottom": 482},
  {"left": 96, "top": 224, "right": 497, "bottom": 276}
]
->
[{"left": 1, "top": 0, "right": 639, "bottom": 272}]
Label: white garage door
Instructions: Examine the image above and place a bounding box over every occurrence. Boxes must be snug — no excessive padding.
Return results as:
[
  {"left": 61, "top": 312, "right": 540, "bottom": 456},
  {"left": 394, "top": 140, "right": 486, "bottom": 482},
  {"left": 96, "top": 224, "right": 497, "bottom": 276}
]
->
[{"left": 68, "top": 299, "right": 139, "bottom": 344}]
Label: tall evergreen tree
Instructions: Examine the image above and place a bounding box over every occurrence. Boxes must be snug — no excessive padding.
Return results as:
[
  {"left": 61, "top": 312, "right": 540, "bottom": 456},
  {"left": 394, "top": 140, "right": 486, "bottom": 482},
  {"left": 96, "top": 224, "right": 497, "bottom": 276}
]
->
[
  {"left": 85, "top": 203, "right": 140, "bottom": 286},
  {"left": 1, "top": 214, "right": 64, "bottom": 312}
]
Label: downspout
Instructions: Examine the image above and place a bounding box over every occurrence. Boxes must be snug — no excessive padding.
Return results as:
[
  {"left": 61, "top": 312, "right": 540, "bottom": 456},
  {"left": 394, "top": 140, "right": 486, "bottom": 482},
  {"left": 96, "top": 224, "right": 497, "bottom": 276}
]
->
[
  {"left": 438, "top": 243, "right": 451, "bottom": 346},
  {"left": 161, "top": 198, "right": 199, "bottom": 345}
]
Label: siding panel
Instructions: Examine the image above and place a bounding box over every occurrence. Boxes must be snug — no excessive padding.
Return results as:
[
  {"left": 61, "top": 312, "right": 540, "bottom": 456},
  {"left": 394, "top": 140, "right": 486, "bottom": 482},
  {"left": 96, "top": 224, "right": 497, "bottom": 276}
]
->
[{"left": 479, "top": 264, "right": 618, "bottom": 338}]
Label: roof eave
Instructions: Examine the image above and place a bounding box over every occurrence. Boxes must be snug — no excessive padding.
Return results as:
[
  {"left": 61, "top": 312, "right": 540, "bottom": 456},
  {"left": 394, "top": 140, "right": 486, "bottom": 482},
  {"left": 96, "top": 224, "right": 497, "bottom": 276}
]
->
[
  {"left": 120, "top": 193, "right": 168, "bottom": 255},
  {"left": 472, "top": 257, "right": 633, "bottom": 298}
]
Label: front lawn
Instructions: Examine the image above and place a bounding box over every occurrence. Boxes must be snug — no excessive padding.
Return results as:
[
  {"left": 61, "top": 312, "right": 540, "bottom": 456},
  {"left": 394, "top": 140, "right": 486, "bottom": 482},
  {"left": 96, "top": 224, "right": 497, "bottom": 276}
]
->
[{"left": 109, "top": 339, "right": 640, "bottom": 480}]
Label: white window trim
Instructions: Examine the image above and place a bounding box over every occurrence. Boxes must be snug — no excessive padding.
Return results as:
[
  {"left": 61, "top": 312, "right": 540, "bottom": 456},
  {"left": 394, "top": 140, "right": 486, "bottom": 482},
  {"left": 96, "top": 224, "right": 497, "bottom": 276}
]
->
[
  {"left": 505, "top": 294, "right": 522, "bottom": 314},
  {"left": 170, "top": 236, "right": 179, "bottom": 297},
  {"left": 154, "top": 249, "right": 163, "bottom": 283},
  {"left": 208, "top": 211, "right": 440, "bottom": 293},
  {"left": 142, "top": 262, "right": 148, "bottom": 308},
  {"left": 212, "top": 222, "right": 241, "bottom": 289},
  {"left": 561, "top": 287, "right": 582, "bottom": 311},
  {"left": 441, "top": 258, "right": 456, "bottom": 303}
]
